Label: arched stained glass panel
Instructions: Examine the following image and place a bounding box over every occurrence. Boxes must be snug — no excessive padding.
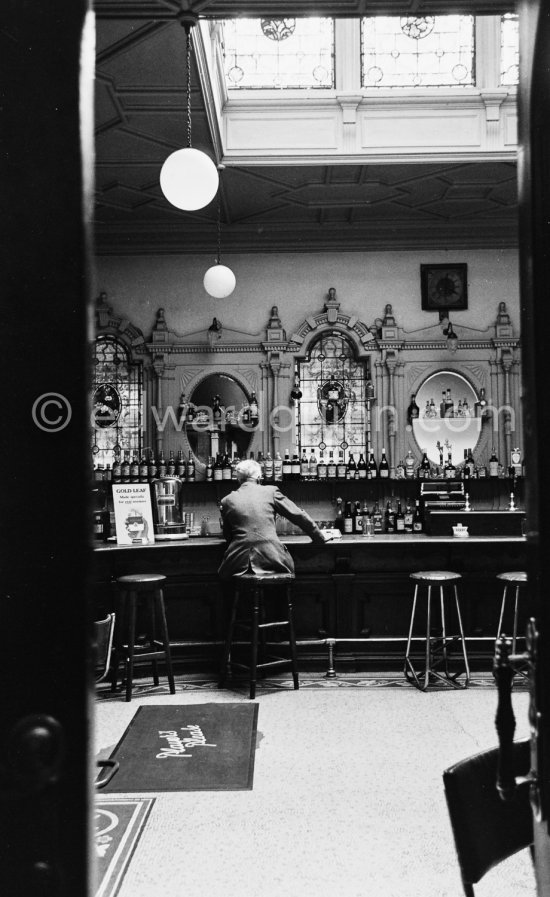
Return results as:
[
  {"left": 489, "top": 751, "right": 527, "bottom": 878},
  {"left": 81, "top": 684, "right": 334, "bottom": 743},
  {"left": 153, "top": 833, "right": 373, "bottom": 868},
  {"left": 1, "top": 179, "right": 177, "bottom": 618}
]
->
[
  {"left": 296, "top": 331, "right": 371, "bottom": 465},
  {"left": 92, "top": 335, "right": 142, "bottom": 468}
]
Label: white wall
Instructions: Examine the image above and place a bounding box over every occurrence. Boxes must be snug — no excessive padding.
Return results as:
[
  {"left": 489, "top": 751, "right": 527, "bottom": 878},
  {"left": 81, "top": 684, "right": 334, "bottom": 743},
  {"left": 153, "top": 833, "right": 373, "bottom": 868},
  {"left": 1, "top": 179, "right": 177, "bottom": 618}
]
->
[{"left": 94, "top": 248, "right": 520, "bottom": 339}]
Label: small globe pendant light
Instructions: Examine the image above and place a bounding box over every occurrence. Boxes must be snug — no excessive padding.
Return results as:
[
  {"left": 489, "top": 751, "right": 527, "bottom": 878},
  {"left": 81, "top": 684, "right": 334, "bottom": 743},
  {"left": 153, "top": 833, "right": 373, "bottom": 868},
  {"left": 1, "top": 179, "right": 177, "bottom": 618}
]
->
[
  {"left": 160, "top": 14, "right": 219, "bottom": 211},
  {"left": 204, "top": 190, "right": 236, "bottom": 299}
]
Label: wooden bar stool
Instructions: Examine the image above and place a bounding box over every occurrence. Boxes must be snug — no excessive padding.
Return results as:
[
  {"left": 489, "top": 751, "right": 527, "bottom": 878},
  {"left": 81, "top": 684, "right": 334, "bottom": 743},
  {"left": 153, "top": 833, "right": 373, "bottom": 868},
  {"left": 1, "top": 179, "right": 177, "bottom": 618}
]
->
[
  {"left": 404, "top": 571, "right": 470, "bottom": 691},
  {"left": 219, "top": 573, "right": 298, "bottom": 700},
  {"left": 496, "top": 571, "right": 528, "bottom": 677},
  {"left": 111, "top": 573, "right": 176, "bottom": 702}
]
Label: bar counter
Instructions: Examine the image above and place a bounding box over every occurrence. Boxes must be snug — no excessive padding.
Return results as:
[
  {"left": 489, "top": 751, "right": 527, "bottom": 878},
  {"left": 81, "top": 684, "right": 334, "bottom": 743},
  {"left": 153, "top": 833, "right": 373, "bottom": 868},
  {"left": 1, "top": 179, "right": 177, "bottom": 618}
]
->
[{"left": 93, "top": 532, "right": 527, "bottom": 674}]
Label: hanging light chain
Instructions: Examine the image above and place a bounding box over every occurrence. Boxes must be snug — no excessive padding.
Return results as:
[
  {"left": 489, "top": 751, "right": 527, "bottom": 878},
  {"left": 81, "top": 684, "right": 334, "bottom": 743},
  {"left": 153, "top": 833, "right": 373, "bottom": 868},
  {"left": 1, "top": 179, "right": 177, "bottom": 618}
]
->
[
  {"left": 216, "top": 195, "right": 222, "bottom": 265},
  {"left": 185, "top": 22, "right": 192, "bottom": 149}
]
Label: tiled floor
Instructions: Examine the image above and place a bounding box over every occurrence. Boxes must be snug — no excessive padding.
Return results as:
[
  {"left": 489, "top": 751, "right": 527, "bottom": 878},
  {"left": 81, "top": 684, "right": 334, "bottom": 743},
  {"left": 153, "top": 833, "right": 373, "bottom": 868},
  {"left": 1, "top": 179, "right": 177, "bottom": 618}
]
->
[{"left": 95, "top": 674, "right": 534, "bottom": 897}]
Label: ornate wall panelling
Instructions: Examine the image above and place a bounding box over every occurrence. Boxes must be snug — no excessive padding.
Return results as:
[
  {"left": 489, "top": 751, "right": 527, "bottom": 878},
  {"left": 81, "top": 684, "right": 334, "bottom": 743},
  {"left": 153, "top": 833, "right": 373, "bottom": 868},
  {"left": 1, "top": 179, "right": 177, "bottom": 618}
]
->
[{"left": 379, "top": 301, "right": 522, "bottom": 474}]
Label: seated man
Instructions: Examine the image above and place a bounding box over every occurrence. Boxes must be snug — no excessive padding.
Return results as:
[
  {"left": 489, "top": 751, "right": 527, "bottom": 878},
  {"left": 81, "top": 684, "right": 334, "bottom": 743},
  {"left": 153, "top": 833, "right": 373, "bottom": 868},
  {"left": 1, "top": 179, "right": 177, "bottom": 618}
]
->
[{"left": 218, "top": 459, "right": 331, "bottom": 580}]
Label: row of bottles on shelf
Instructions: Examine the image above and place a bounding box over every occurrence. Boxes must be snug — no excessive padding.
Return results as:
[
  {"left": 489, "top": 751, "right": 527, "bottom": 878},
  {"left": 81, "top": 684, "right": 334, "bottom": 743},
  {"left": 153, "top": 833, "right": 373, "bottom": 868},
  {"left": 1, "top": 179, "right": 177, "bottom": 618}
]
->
[
  {"left": 93, "top": 442, "right": 523, "bottom": 484},
  {"left": 333, "top": 498, "right": 424, "bottom": 536},
  {"left": 179, "top": 392, "right": 259, "bottom": 427},
  {"left": 407, "top": 388, "right": 488, "bottom": 422},
  {"left": 94, "top": 449, "right": 197, "bottom": 483}
]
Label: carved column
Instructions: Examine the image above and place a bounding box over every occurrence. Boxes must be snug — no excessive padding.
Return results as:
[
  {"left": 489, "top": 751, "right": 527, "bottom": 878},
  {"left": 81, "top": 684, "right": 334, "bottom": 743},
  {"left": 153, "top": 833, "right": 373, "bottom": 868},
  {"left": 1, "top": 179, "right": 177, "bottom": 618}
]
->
[
  {"left": 152, "top": 355, "right": 166, "bottom": 457},
  {"left": 259, "top": 362, "right": 270, "bottom": 457},
  {"left": 501, "top": 348, "right": 514, "bottom": 470},
  {"left": 385, "top": 351, "right": 398, "bottom": 476},
  {"left": 270, "top": 357, "right": 282, "bottom": 460}
]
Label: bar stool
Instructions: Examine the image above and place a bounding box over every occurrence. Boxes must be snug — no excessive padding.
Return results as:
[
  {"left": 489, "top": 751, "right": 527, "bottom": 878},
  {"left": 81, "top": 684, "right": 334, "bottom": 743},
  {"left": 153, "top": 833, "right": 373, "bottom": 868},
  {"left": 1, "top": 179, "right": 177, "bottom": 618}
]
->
[
  {"left": 111, "top": 573, "right": 176, "bottom": 702},
  {"left": 496, "top": 571, "right": 528, "bottom": 677},
  {"left": 404, "top": 571, "right": 470, "bottom": 691},
  {"left": 219, "top": 573, "right": 298, "bottom": 700}
]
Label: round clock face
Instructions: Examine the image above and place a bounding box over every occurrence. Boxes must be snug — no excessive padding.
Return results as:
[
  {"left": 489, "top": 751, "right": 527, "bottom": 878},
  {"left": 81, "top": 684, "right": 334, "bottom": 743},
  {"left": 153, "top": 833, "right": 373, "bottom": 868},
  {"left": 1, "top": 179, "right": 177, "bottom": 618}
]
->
[{"left": 429, "top": 270, "right": 463, "bottom": 304}]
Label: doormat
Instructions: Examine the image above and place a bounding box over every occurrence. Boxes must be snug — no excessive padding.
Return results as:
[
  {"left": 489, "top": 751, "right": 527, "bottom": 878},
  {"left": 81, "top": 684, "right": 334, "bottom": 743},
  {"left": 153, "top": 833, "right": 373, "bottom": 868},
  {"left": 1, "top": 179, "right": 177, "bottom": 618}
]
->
[
  {"left": 99, "top": 703, "right": 259, "bottom": 792},
  {"left": 95, "top": 796, "right": 155, "bottom": 897}
]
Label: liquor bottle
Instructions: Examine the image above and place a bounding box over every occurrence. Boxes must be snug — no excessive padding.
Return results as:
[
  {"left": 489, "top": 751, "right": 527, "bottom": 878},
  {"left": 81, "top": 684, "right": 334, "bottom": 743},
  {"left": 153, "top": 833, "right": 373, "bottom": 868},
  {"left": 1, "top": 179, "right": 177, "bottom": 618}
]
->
[
  {"left": 368, "top": 451, "right": 378, "bottom": 479},
  {"left": 462, "top": 449, "right": 470, "bottom": 480},
  {"left": 300, "top": 450, "right": 309, "bottom": 480},
  {"left": 186, "top": 452, "right": 196, "bottom": 482},
  {"left": 212, "top": 394, "right": 222, "bottom": 426},
  {"left": 385, "top": 501, "right": 395, "bottom": 534},
  {"left": 205, "top": 456, "right": 213, "bottom": 482},
  {"left": 213, "top": 454, "right": 223, "bottom": 482},
  {"left": 354, "top": 500, "right": 363, "bottom": 534},
  {"left": 327, "top": 451, "right": 337, "bottom": 479},
  {"left": 104, "top": 464, "right": 112, "bottom": 483},
  {"left": 337, "top": 450, "right": 347, "bottom": 480},
  {"left": 282, "top": 450, "right": 292, "bottom": 480},
  {"left": 407, "top": 393, "right": 420, "bottom": 425},
  {"left": 379, "top": 448, "right": 390, "bottom": 478},
  {"left": 274, "top": 451, "right": 283, "bottom": 481},
  {"left": 404, "top": 449, "right": 415, "bottom": 479},
  {"left": 249, "top": 392, "right": 259, "bottom": 425},
  {"left": 129, "top": 452, "right": 140, "bottom": 483},
  {"left": 186, "top": 402, "right": 195, "bottom": 424},
  {"left": 94, "top": 463, "right": 104, "bottom": 482},
  {"left": 291, "top": 451, "right": 301, "bottom": 480},
  {"left": 231, "top": 453, "right": 240, "bottom": 480},
  {"left": 264, "top": 452, "right": 274, "bottom": 482},
  {"left": 157, "top": 449, "right": 167, "bottom": 478},
  {"left": 445, "top": 451, "right": 456, "bottom": 479},
  {"left": 489, "top": 446, "right": 499, "bottom": 477},
  {"left": 317, "top": 451, "right": 327, "bottom": 480},
  {"left": 112, "top": 453, "right": 122, "bottom": 484},
  {"left": 404, "top": 503, "right": 414, "bottom": 533},
  {"left": 334, "top": 498, "right": 344, "bottom": 533},
  {"left": 440, "top": 391, "right": 447, "bottom": 419},
  {"left": 139, "top": 452, "right": 149, "bottom": 483},
  {"left": 413, "top": 500, "right": 423, "bottom": 533},
  {"left": 347, "top": 453, "right": 357, "bottom": 480},
  {"left": 308, "top": 449, "right": 318, "bottom": 480},
  {"left": 167, "top": 450, "right": 176, "bottom": 477},
  {"left": 418, "top": 449, "right": 430, "bottom": 480},
  {"left": 444, "top": 388, "right": 454, "bottom": 418},
  {"left": 475, "top": 388, "right": 488, "bottom": 418},
  {"left": 147, "top": 449, "right": 158, "bottom": 482},
  {"left": 395, "top": 501, "right": 405, "bottom": 533},
  {"left": 176, "top": 449, "right": 186, "bottom": 479},
  {"left": 372, "top": 502, "right": 383, "bottom": 534},
  {"left": 466, "top": 448, "right": 476, "bottom": 478},
  {"left": 121, "top": 450, "right": 130, "bottom": 483},
  {"left": 357, "top": 453, "right": 367, "bottom": 479},
  {"left": 343, "top": 501, "right": 354, "bottom": 535},
  {"left": 429, "top": 398, "right": 437, "bottom": 417}
]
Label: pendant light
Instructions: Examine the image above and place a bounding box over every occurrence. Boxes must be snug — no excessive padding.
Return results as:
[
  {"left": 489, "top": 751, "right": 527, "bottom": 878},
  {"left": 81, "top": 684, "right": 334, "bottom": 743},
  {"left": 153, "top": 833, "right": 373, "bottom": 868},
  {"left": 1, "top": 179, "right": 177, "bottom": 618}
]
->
[
  {"left": 203, "top": 191, "right": 236, "bottom": 299},
  {"left": 160, "top": 14, "right": 219, "bottom": 211}
]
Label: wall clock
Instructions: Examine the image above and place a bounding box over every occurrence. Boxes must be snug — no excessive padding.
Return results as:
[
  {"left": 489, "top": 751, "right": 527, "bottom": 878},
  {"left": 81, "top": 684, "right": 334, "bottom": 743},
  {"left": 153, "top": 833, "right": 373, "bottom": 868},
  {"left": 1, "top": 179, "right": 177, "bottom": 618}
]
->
[{"left": 420, "top": 263, "right": 468, "bottom": 314}]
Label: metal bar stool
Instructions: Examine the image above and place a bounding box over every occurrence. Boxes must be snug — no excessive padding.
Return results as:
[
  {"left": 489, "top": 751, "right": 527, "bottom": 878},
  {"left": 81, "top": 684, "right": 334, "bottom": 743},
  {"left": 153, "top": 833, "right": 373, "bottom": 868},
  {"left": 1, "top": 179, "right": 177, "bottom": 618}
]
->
[
  {"left": 496, "top": 571, "right": 528, "bottom": 677},
  {"left": 219, "top": 573, "right": 298, "bottom": 700},
  {"left": 405, "top": 570, "right": 470, "bottom": 691},
  {"left": 111, "top": 573, "right": 176, "bottom": 702}
]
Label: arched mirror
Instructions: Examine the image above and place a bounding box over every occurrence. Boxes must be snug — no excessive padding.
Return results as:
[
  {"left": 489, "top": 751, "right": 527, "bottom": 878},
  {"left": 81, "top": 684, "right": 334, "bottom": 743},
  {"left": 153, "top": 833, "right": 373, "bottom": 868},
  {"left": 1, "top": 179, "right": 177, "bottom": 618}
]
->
[
  {"left": 411, "top": 371, "right": 482, "bottom": 466},
  {"left": 186, "top": 373, "right": 254, "bottom": 462}
]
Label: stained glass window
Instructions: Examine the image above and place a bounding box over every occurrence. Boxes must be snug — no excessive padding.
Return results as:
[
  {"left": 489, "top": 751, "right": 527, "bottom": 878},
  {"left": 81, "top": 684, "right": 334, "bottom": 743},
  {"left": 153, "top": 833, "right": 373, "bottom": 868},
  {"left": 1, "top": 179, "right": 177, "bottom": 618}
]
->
[
  {"left": 296, "top": 332, "right": 370, "bottom": 464},
  {"left": 221, "top": 17, "right": 334, "bottom": 90},
  {"left": 92, "top": 335, "right": 143, "bottom": 466},
  {"left": 361, "top": 16, "right": 475, "bottom": 88},
  {"left": 500, "top": 13, "right": 519, "bottom": 86}
]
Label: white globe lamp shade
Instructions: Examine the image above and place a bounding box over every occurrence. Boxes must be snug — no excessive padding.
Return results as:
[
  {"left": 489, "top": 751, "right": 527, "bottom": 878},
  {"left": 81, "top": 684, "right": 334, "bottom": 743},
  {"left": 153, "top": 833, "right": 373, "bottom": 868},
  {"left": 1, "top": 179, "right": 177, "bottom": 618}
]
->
[
  {"left": 160, "top": 148, "right": 219, "bottom": 211},
  {"left": 203, "top": 264, "right": 236, "bottom": 299}
]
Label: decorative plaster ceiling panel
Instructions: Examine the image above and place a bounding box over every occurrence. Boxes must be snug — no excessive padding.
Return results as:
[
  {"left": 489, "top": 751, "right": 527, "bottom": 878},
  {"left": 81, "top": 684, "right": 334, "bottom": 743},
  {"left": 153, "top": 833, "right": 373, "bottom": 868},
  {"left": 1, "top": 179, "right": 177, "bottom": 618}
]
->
[{"left": 94, "top": 2, "right": 518, "bottom": 254}]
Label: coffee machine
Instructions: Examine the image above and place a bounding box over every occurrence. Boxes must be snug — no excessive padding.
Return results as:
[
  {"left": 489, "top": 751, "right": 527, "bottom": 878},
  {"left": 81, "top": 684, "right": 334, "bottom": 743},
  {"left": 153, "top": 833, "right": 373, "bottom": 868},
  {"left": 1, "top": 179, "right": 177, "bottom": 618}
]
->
[{"left": 151, "top": 477, "right": 188, "bottom": 540}]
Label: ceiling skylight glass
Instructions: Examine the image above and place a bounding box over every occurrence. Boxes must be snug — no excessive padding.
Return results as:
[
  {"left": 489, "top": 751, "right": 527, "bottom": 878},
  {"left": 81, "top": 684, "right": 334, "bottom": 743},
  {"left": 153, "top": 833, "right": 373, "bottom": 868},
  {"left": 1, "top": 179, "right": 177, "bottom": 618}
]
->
[
  {"left": 361, "top": 16, "right": 475, "bottom": 88},
  {"left": 221, "top": 17, "right": 334, "bottom": 90},
  {"left": 500, "top": 13, "right": 519, "bottom": 86}
]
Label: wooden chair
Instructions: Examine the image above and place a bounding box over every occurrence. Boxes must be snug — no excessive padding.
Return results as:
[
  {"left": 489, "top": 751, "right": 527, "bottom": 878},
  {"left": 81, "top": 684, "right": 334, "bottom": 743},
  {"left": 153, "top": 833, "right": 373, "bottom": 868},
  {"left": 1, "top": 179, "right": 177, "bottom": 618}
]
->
[{"left": 443, "top": 738, "right": 533, "bottom": 896}]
